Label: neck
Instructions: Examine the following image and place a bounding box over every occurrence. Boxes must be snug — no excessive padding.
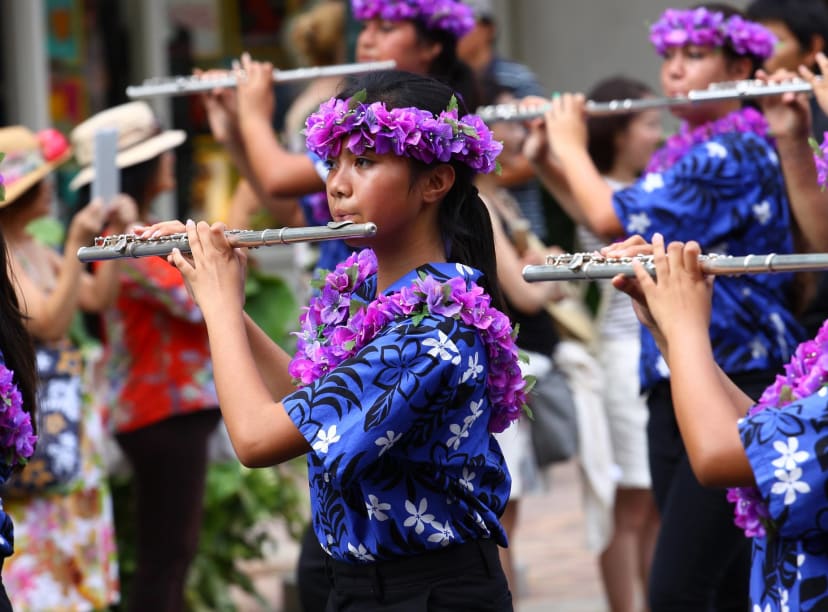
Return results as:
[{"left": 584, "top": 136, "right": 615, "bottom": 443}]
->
[
  {"left": 373, "top": 229, "right": 446, "bottom": 294},
  {"left": 0, "top": 211, "right": 35, "bottom": 245},
  {"left": 605, "top": 165, "right": 638, "bottom": 185},
  {"left": 684, "top": 100, "right": 743, "bottom": 128}
]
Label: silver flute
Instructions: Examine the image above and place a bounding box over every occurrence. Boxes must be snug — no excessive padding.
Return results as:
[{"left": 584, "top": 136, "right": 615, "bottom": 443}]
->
[
  {"left": 77, "top": 221, "right": 377, "bottom": 262},
  {"left": 476, "top": 78, "right": 815, "bottom": 123},
  {"left": 126, "top": 60, "right": 397, "bottom": 99},
  {"left": 523, "top": 252, "right": 828, "bottom": 282}
]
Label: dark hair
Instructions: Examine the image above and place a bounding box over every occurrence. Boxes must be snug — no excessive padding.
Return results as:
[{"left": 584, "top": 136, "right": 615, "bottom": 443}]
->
[
  {"left": 0, "top": 230, "right": 38, "bottom": 436},
  {"left": 746, "top": 0, "right": 828, "bottom": 65},
  {"left": 587, "top": 77, "right": 654, "bottom": 174},
  {"left": 694, "top": 3, "right": 766, "bottom": 74},
  {"left": 76, "top": 155, "right": 162, "bottom": 215},
  {"left": 337, "top": 70, "right": 505, "bottom": 312},
  {"left": 412, "top": 22, "right": 482, "bottom": 111}
]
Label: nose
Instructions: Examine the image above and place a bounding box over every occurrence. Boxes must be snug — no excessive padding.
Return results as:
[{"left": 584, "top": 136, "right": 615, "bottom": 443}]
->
[
  {"left": 663, "top": 52, "right": 684, "bottom": 80},
  {"left": 327, "top": 163, "right": 352, "bottom": 201},
  {"left": 356, "top": 22, "right": 375, "bottom": 51}
]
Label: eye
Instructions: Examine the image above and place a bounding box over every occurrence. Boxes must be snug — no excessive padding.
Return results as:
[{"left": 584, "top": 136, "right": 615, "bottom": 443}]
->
[
  {"left": 323, "top": 159, "right": 336, "bottom": 171},
  {"left": 355, "top": 157, "right": 374, "bottom": 168},
  {"left": 378, "top": 20, "right": 396, "bottom": 33}
]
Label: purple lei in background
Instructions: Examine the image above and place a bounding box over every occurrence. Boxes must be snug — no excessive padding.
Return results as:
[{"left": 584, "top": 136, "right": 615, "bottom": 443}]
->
[
  {"left": 645, "top": 107, "right": 770, "bottom": 174},
  {"left": 0, "top": 364, "right": 36, "bottom": 470},
  {"left": 287, "top": 249, "right": 529, "bottom": 434},
  {"left": 728, "top": 320, "right": 828, "bottom": 538},
  {"left": 305, "top": 192, "right": 332, "bottom": 225},
  {"left": 305, "top": 94, "right": 503, "bottom": 175},
  {"left": 809, "top": 134, "right": 828, "bottom": 189},
  {"left": 351, "top": 0, "right": 474, "bottom": 39},
  {"left": 649, "top": 7, "right": 776, "bottom": 59}
]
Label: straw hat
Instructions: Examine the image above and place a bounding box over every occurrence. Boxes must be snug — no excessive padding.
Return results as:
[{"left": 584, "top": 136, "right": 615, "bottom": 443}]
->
[
  {"left": 69, "top": 101, "right": 186, "bottom": 191},
  {"left": 0, "top": 127, "right": 72, "bottom": 205}
]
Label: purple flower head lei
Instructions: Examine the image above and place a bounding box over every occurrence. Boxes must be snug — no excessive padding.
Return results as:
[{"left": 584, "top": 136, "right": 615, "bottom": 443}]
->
[
  {"left": 649, "top": 7, "right": 776, "bottom": 59},
  {"left": 351, "top": 0, "right": 475, "bottom": 39},
  {"left": 288, "top": 249, "right": 530, "bottom": 433},
  {"left": 0, "top": 363, "right": 36, "bottom": 469},
  {"left": 305, "top": 91, "right": 503, "bottom": 174},
  {"left": 728, "top": 320, "right": 828, "bottom": 538}
]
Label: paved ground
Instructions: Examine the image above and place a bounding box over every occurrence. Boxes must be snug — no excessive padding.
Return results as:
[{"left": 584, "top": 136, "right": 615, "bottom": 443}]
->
[{"left": 233, "top": 460, "right": 609, "bottom": 612}]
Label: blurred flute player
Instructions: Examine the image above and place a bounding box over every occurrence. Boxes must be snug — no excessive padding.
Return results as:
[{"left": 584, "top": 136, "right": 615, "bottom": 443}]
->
[{"left": 523, "top": 5, "right": 804, "bottom": 609}]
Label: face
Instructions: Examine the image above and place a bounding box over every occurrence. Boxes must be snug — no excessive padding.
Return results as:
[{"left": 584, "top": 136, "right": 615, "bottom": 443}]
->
[
  {"left": 761, "top": 20, "right": 811, "bottom": 73},
  {"left": 356, "top": 19, "right": 441, "bottom": 74},
  {"left": 616, "top": 108, "right": 663, "bottom": 174},
  {"left": 659, "top": 45, "right": 751, "bottom": 124},
  {"left": 325, "top": 148, "right": 432, "bottom": 249},
  {"left": 154, "top": 151, "right": 176, "bottom": 195}
]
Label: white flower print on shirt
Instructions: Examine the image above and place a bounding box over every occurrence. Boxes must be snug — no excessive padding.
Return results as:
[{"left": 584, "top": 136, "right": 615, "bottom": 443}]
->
[
  {"left": 348, "top": 542, "right": 376, "bottom": 562},
  {"left": 771, "top": 467, "right": 810, "bottom": 505},
  {"left": 404, "top": 498, "right": 435, "bottom": 534},
  {"left": 423, "top": 330, "right": 462, "bottom": 365},
  {"left": 627, "top": 212, "right": 652, "bottom": 234},
  {"left": 705, "top": 141, "right": 728, "bottom": 158},
  {"left": 459, "top": 467, "right": 476, "bottom": 491},
  {"left": 772, "top": 437, "right": 809, "bottom": 471},
  {"left": 366, "top": 494, "right": 391, "bottom": 521},
  {"left": 427, "top": 521, "right": 454, "bottom": 546},
  {"left": 375, "top": 430, "right": 401, "bottom": 456},
  {"left": 447, "top": 421, "right": 470, "bottom": 450},
  {"left": 641, "top": 173, "right": 663, "bottom": 193},
  {"left": 312, "top": 425, "right": 341, "bottom": 453},
  {"left": 464, "top": 399, "right": 484, "bottom": 427},
  {"left": 461, "top": 352, "right": 483, "bottom": 383}
]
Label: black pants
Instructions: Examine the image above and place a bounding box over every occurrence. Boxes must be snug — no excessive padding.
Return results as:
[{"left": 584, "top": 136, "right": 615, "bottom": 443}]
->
[
  {"left": 115, "top": 409, "right": 220, "bottom": 612},
  {"left": 324, "top": 539, "right": 512, "bottom": 611},
  {"left": 646, "top": 370, "right": 775, "bottom": 611}
]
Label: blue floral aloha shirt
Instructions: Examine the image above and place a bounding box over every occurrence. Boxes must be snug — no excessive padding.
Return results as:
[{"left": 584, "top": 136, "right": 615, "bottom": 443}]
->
[
  {"left": 283, "top": 262, "right": 511, "bottom": 564},
  {"left": 613, "top": 131, "right": 804, "bottom": 391},
  {"left": 739, "top": 388, "right": 828, "bottom": 610}
]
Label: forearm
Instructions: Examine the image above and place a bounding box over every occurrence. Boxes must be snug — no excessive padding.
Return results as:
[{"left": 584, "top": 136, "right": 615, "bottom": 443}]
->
[
  {"left": 239, "top": 115, "right": 324, "bottom": 197},
  {"left": 666, "top": 331, "right": 755, "bottom": 487},
  {"left": 243, "top": 312, "right": 297, "bottom": 399},
  {"left": 554, "top": 145, "right": 622, "bottom": 237},
  {"left": 203, "top": 306, "right": 308, "bottom": 466},
  {"left": 497, "top": 154, "right": 538, "bottom": 188},
  {"left": 775, "top": 134, "right": 828, "bottom": 251},
  {"left": 27, "top": 250, "right": 86, "bottom": 340},
  {"left": 79, "top": 260, "right": 121, "bottom": 312}
]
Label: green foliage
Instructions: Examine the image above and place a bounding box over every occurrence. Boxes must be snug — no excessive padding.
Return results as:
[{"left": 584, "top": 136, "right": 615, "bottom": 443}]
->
[
  {"left": 244, "top": 266, "right": 300, "bottom": 352},
  {"left": 25, "top": 216, "right": 65, "bottom": 248},
  {"left": 185, "top": 460, "right": 307, "bottom": 611}
]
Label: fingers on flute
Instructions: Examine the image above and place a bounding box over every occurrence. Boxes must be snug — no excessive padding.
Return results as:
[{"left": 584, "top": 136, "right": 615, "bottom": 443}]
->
[{"left": 684, "top": 241, "right": 703, "bottom": 277}]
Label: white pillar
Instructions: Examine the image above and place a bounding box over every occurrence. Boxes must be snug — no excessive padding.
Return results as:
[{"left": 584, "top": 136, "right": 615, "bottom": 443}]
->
[{"left": 3, "top": 1, "right": 50, "bottom": 129}]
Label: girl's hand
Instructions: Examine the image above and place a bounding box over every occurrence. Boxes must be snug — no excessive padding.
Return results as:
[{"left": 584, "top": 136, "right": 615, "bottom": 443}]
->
[
  {"left": 520, "top": 96, "right": 552, "bottom": 163},
  {"left": 756, "top": 68, "right": 811, "bottom": 140},
  {"left": 167, "top": 220, "right": 248, "bottom": 314},
  {"left": 600, "top": 234, "right": 653, "bottom": 259},
  {"left": 800, "top": 52, "right": 828, "bottom": 117},
  {"left": 67, "top": 199, "right": 108, "bottom": 246},
  {"left": 198, "top": 66, "right": 241, "bottom": 145},
  {"left": 543, "top": 93, "right": 588, "bottom": 155},
  {"left": 136, "top": 219, "right": 188, "bottom": 240},
  {"left": 106, "top": 194, "right": 139, "bottom": 233},
  {"left": 237, "top": 53, "right": 276, "bottom": 125},
  {"left": 617, "top": 233, "right": 714, "bottom": 348}
]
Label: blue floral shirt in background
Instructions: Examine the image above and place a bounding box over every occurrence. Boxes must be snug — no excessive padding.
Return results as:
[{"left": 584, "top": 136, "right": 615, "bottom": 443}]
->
[
  {"left": 613, "top": 131, "right": 804, "bottom": 391},
  {"left": 283, "top": 263, "right": 511, "bottom": 563},
  {"left": 740, "top": 388, "right": 828, "bottom": 610}
]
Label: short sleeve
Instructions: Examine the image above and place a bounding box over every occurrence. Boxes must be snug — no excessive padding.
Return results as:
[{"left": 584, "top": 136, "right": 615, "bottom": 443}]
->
[
  {"left": 739, "top": 389, "right": 828, "bottom": 539},
  {"left": 612, "top": 132, "right": 785, "bottom": 247},
  {"left": 283, "top": 315, "right": 486, "bottom": 485}
]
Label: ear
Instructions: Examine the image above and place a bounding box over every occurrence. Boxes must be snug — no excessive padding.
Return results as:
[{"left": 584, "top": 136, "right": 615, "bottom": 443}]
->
[
  {"left": 421, "top": 164, "right": 455, "bottom": 205},
  {"left": 419, "top": 39, "right": 443, "bottom": 66},
  {"left": 726, "top": 55, "right": 754, "bottom": 81}
]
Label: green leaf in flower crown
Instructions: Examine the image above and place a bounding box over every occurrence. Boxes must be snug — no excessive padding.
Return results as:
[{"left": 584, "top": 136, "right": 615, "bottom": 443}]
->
[
  {"left": 447, "top": 95, "right": 458, "bottom": 113},
  {"left": 348, "top": 89, "right": 367, "bottom": 111},
  {"left": 461, "top": 125, "right": 479, "bottom": 138}
]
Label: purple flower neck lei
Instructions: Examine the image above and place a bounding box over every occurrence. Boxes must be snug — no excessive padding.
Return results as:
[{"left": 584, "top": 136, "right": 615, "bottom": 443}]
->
[
  {"left": 809, "top": 134, "right": 828, "bottom": 189},
  {"left": 645, "top": 107, "right": 771, "bottom": 174},
  {"left": 728, "top": 320, "right": 828, "bottom": 538},
  {"left": 649, "top": 7, "right": 776, "bottom": 59},
  {"left": 287, "top": 249, "right": 529, "bottom": 434},
  {"left": 351, "top": 0, "right": 474, "bottom": 39},
  {"left": 0, "top": 363, "right": 36, "bottom": 470}
]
